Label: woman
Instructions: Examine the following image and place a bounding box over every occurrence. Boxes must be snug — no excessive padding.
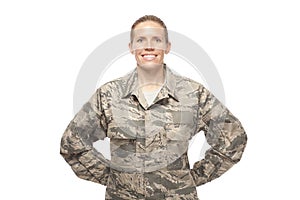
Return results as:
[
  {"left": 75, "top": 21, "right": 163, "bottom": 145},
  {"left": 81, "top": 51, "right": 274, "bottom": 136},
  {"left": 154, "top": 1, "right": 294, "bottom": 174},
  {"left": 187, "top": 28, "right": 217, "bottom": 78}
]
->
[{"left": 60, "top": 15, "right": 247, "bottom": 199}]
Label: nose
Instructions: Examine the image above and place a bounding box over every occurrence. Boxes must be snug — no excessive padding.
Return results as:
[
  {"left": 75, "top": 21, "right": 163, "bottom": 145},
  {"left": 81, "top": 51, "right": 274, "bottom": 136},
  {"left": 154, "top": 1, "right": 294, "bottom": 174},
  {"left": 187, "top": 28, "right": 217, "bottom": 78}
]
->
[
  {"left": 144, "top": 47, "right": 155, "bottom": 51},
  {"left": 145, "top": 40, "right": 155, "bottom": 50}
]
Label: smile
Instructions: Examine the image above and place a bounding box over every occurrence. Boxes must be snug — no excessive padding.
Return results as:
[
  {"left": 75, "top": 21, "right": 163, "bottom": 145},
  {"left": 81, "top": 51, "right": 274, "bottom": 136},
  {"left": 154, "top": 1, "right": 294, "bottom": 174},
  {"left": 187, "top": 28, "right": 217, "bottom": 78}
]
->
[{"left": 141, "top": 54, "right": 157, "bottom": 61}]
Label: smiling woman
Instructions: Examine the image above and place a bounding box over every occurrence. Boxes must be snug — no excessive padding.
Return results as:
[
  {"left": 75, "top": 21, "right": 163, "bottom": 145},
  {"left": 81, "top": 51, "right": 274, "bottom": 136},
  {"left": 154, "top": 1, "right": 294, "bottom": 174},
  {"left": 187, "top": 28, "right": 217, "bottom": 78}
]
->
[
  {"left": 60, "top": 15, "right": 247, "bottom": 200},
  {"left": 129, "top": 21, "right": 171, "bottom": 70}
]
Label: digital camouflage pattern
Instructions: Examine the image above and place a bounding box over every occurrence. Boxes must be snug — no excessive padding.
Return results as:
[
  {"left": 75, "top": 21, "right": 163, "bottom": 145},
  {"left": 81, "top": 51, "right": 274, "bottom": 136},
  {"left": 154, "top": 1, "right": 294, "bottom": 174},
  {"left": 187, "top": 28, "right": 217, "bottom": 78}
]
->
[{"left": 60, "top": 64, "right": 247, "bottom": 199}]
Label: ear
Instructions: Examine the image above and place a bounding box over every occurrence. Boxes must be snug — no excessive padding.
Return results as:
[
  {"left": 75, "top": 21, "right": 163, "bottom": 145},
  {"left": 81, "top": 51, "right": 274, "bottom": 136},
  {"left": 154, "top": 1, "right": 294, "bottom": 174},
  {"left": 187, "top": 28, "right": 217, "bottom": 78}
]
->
[
  {"left": 164, "top": 42, "right": 171, "bottom": 54},
  {"left": 128, "top": 42, "right": 134, "bottom": 54}
]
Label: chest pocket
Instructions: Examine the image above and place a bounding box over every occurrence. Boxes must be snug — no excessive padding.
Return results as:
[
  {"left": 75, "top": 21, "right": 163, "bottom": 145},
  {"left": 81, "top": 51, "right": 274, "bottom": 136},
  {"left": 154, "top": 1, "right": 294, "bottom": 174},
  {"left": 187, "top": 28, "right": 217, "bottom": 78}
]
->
[
  {"left": 107, "top": 121, "right": 138, "bottom": 171},
  {"left": 106, "top": 121, "right": 137, "bottom": 157},
  {"left": 107, "top": 121, "right": 137, "bottom": 139},
  {"left": 161, "top": 108, "right": 196, "bottom": 169},
  {"left": 164, "top": 123, "right": 194, "bottom": 141},
  {"left": 164, "top": 109, "right": 196, "bottom": 141}
]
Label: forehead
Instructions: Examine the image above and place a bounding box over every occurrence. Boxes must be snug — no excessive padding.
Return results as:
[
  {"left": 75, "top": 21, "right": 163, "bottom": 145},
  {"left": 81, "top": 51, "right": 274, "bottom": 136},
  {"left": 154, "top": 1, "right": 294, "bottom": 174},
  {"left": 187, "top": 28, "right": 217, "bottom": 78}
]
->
[
  {"left": 133, "top": 21, "right": 165, "bottom": 37},
  {"left": 132, "top": 27, "right": 165, "bottom": 38}
]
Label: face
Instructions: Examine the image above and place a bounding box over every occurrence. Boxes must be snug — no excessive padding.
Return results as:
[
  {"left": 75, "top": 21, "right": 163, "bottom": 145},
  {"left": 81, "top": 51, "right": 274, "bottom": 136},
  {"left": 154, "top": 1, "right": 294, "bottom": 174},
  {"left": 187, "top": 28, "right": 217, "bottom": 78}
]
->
[{"left": 129, "top": 21, "right": 171, "bottom": 69}]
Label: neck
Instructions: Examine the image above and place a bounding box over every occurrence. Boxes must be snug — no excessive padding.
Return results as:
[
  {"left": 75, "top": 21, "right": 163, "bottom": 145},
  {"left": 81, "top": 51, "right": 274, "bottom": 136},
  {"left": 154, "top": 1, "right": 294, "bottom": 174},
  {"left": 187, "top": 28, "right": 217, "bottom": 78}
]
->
[{"left": 137, "top": 63, "right": 165, "bottom": 92}]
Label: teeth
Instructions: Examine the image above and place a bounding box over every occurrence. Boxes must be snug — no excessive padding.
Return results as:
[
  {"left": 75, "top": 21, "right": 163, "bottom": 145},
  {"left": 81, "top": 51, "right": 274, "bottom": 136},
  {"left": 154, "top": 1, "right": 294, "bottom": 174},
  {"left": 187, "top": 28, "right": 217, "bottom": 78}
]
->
[
  {"left": 143, "top": 55, "right": 155, "bottom": 58},
  {"left": 142, "top": 54, "right": 156, "bottom": 61}
]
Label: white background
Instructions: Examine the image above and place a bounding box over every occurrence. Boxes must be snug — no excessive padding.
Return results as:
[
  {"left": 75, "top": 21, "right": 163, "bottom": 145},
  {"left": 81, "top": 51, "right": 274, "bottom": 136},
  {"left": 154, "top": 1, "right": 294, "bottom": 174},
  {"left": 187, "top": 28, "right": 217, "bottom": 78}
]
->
[{"left": 1, "top": 0, "right": 299, "bottom": 199}]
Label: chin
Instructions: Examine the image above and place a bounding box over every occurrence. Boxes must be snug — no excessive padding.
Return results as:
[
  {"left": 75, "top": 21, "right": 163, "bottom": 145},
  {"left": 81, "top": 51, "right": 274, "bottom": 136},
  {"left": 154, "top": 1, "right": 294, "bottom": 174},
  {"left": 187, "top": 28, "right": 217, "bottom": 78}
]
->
[
  {"left": 137, "top": 64, "right": 164, "bottom": 72},
  {"left": 138, "top": 62, "right": 163, "bottom": 68}
]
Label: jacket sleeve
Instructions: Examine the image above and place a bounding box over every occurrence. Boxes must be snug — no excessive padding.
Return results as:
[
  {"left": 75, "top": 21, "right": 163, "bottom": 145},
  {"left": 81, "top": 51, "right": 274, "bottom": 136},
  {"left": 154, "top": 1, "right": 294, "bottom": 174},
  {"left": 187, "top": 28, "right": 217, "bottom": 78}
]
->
[
  {"left": 190, "top": 85, "right": 247, "bottom": 186},
  {"left": 60, "top": 88, "right": 110, "bottom": 185}
]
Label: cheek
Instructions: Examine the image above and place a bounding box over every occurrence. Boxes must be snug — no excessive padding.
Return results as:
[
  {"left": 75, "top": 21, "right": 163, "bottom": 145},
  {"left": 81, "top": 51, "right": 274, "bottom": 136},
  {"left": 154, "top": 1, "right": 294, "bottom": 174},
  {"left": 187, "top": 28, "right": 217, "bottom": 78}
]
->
[
  {"left": 134, "top": 53, "right": 143, "bottom": 63},
  {"left": 133, "top": 50, "right": 142, "bottom": 57},
  {"left": 157, "top": 52, "right": 165, "bottom": 59},
  {"left": 135, "top": 54, "right": 142, "bottom": 60}
]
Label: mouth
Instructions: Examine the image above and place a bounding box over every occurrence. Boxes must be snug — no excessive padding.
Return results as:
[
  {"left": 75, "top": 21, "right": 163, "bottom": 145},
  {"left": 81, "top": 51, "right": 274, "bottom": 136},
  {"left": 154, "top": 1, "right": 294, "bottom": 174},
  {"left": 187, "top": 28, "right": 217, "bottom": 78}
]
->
[{"left": 141, "top": 53, "right": 158, "bottom": 61}]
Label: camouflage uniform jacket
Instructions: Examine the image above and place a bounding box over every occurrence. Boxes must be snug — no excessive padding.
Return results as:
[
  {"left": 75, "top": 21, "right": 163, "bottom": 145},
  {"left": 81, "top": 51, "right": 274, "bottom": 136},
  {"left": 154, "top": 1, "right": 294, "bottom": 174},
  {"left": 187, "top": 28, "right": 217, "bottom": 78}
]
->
[{"left": 60, "top": 64, "right": 247, "bottom": 199}]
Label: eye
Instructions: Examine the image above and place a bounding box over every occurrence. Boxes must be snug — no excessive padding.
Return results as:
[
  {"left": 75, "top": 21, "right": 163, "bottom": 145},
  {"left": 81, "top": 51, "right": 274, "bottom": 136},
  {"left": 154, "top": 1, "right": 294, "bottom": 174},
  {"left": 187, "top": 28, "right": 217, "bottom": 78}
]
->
[
  {"left": 136, "top": 38, "right": 143, "bottom": 43},
  {"left": 155, "top": 38, "right": 162, "bottom": 43}
]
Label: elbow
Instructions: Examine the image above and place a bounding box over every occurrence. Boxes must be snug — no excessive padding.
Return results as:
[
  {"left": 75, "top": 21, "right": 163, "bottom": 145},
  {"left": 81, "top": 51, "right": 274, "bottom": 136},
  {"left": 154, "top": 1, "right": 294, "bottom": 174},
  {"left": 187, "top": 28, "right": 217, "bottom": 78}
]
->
[{"left": 232, "top": 129, "right": 247, "bottom": 163}]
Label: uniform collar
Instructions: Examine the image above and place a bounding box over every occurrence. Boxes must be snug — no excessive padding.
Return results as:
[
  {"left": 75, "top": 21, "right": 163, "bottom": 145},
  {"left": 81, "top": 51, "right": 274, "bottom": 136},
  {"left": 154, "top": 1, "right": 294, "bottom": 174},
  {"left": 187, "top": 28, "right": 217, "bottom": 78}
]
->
[{"left": 121, "top": 64, "right": 179, "bottom": 102}]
